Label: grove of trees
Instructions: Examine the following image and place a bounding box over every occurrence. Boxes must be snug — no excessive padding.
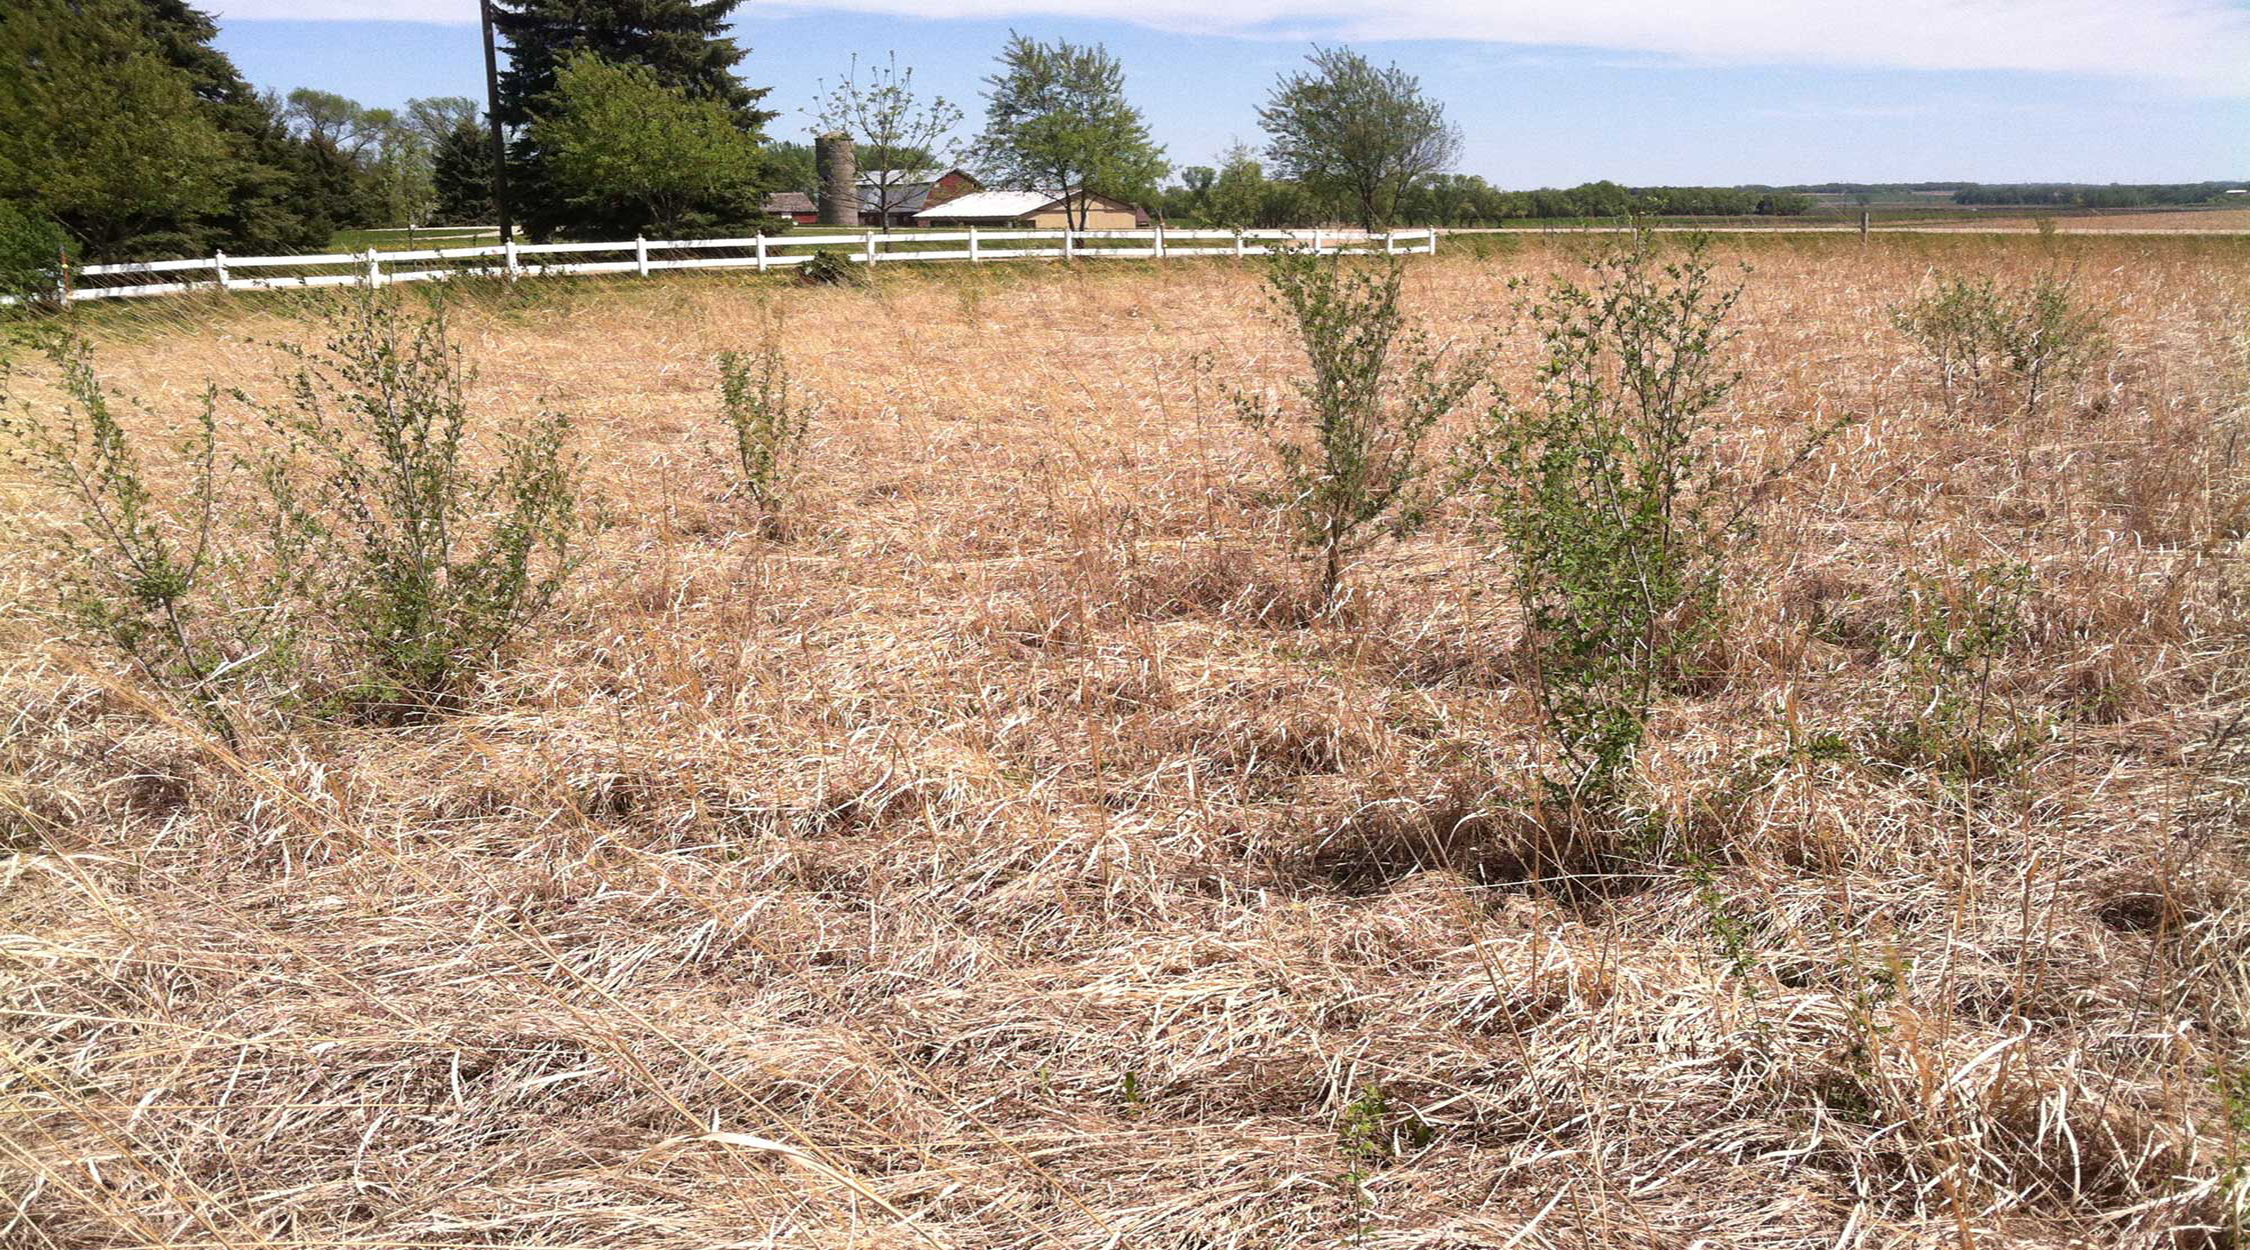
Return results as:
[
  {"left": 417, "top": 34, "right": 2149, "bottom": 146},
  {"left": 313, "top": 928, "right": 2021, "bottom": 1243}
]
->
[{"left": 489, "top": 0, "right": 778, "bottom": 240}]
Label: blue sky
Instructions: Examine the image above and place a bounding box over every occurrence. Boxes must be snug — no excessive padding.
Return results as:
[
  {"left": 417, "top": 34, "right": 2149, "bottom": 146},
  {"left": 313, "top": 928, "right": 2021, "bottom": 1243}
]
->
[{"left": 206, "top": 2, "right": 2250, "bottom": 187}]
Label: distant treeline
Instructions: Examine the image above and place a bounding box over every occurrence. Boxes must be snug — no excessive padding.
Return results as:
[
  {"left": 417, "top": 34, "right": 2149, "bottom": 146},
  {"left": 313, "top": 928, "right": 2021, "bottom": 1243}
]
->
[
  {"left": 1946, "top": 182, "right": 2245, "bottom": 208},
  {"left": 1404, "top": 178, "right": 1818, "bottom": 223},
  {"left": 1755, "top": 182, "right": 2245, "bottom": 208},
  {"left": 1158, "top": 171, "right": 1818, "bottom": 228}
]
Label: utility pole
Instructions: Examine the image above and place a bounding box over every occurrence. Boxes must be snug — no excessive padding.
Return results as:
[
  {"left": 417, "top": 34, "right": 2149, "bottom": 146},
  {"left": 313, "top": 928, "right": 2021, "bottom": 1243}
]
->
[{"left": 477, "top": 0, "right": 512, "bottom": 243}]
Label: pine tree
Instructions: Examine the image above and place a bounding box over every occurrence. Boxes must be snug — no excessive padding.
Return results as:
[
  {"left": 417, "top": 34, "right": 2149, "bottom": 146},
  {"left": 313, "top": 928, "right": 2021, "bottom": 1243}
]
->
[
  {"left": 0, "top": 0, "right": 227, "bottom": 258},
  {"left": 432, "top": 117, "right": 497, "bottom": 225},
  {"left": 490, "top": 0, "right": 774, "bottom": 238},
  {"left": 128, "top": 0, "right": 334, "bottom": 253}
]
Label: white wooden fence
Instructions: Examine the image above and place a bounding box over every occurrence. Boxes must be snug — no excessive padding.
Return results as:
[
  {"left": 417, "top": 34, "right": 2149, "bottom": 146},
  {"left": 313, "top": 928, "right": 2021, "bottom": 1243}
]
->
[{"left": 54, "top": 227, "right": 1438, "bottom": 304}]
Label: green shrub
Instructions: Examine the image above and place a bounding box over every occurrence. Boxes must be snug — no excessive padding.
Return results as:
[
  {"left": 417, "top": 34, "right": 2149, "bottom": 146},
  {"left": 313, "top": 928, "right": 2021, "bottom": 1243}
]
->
[
  {"left": 2000, "top": 271, "right": 2108, "bottom": 421},
  {"left": 798, "top": 250, "right": 861, "bottom": 286},
  {"left": 1476, "top": 235, "right": 1818, "bottom": 804},
  {"left": 1, "top": 331, "right": 272, "bottom": 740},
  {"left": 0, "top": 203, "right": 71, "bottom": 314},
  {"left": 241, "top": 291, "right": 582, "bottom": 718},
  {"left": 1877, "top": 560, "right": 2041, "bottom": 780},
  {"left": 1890, "top": 273, "right": 2001, "bottom": 416},
  {"left": 716, "top": 340, "right": 814, "bottom": 519},
  {"left": 1892, "top": 270, "right": 2107, "bottom": 420},
  {"left": 1225, "top": 248, "right": 1480, "bottom": 607},
  {"left": 8, "top": 294, "right": 584, "bottom": 727}
]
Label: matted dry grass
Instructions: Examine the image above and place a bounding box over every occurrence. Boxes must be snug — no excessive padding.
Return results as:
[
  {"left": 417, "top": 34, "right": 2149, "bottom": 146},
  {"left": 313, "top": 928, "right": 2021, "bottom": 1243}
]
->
[{"left": 4, "top": 235, "right": 2249, "bottom": 1249}]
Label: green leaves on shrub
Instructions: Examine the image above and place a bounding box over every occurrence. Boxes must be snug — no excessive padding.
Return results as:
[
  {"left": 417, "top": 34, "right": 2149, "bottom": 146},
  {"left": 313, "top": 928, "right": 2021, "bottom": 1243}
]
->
[
  {"left": 2, "top": 331, "right": 265, "bottom": 739},
  {"left": 1878, "top": 560, "right": 2041, "bottom": 780},
  {"left": 797, "top": 250, "right": 861, "bottom": 286},
  {"left": 7, "top": 291, "right": 583, "bottom": 730},
  {"left": 241, "top": 291, "right": 582, "bottom": 718},
  {"left": 1473, "top": 236, "right": 1779, "bottom": 804},
  {"left": 717, "top": 340, "right": 814, "bottom": 521},
  {"left": 1892, "top": 270, "right": 2108, "bottom": 421},
  {"left": 0, "top": 203, "right": 70, "bottom": 314},
  {"left": 1227, "top": 248, "right": 1480, "bottom": 608}
]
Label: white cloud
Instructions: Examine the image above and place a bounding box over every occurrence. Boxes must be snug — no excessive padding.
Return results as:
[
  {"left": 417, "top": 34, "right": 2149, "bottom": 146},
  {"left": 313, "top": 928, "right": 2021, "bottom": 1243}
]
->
[{"left": 205, "top": 0, "right": 2250, "bottom": 96}]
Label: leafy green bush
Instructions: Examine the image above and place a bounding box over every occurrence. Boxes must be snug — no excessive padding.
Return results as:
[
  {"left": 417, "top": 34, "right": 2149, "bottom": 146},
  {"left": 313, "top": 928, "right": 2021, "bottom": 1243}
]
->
[
  {"left": 0, "top": 203, "right": 70, "bottom": 313},
  {"left": 1476, "top": 236, "right": 1802, "bottom": 804},
  {"left": 2000, "top": 271, "right": 2109, "bottom": 421},
  {"left": 241, "top": 291, "right": 582, "bottom": 718},
  {"left": 1890, "top": 273, "right": 2000, "bottom": 416},
  {"left": 2, "top": 332, "right": 271, "bottom": 740},
  {"left": 6, "top": 292, "right": 583, "bottom": 729},
  {"left": 798, "top": 250, "right": 861, "bottom": 286},
  {"left": 1225, "top": 248, "right": 1479, "bottom": 607},
  {"left": 717, "top": 341, "right": 814, "bottom": 520},
  {"left": 1893, "top": 270, "right": 2107, "bottom": 420},
  {"left": 1877, "top": 560, "right": 2041, "bottom": 780}
]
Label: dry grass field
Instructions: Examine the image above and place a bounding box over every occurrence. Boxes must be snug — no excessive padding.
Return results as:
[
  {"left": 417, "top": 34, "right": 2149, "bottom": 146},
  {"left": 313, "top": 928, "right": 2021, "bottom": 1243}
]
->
[{"left": 4, "top": 235, "right": 2249, "bottom": 1249}]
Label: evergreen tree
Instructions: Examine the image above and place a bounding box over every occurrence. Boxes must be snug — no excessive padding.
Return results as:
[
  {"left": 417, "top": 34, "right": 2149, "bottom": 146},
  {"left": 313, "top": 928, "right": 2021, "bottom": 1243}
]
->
[
  {"left": 489, "top": 0, "right": 775, "bottom": 238},
  {"left": 0, "top": 0, "right": 227, "bottom": 258},
  {"left": 128, "top": 0, "right": 334, "bottom": 253},
  {"left": 432, "top": 117, "right": 498, "bottom": 225}
]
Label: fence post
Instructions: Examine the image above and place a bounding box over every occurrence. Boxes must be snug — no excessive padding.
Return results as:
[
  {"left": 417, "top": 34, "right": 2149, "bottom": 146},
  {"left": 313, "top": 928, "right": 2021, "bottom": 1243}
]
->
[
  {"left": 1063, "top": 227, "right": 1075, "bottom": 261},
  {"left": 635, "top": 235, "right": 648, "bottom": 277},
  {"left": 969, "top": 225, "right": 980, "bottom": 263},
  {"left": 1312, "top": 227, "right": 1324, "bottom": 254},
  {"left": 1426, "top": 229, "right": 1438, "bottom": 255},
  {"left": 1155, "top": 223, "right": 1166, "bottom": 260},
  {"left": 503, "top": 236, "right": 519, "bottom": 281},
  {"left": 1234, "top": 230, "right": 1245, "bottom": 260},
  {"left": 1385, "top": 230, "right": 1395, "bottom": 257},
  {"left": 365, "top": 250, "right": 381, "bottom": 288},
  {"left": 865, "top": 230, "right": 877, "bottom": 267},
  {"left": 213, "top": 249, "right": 229, "bottom": 290},
  {"left": 756, "top": 233, "right": 767, "bottom": 273},
  {"left": 56, "top": 246, "right": 71, "bottom": 305},
  {"left": 1860, "top": 210, "right": 1870, "bottom": 242}
]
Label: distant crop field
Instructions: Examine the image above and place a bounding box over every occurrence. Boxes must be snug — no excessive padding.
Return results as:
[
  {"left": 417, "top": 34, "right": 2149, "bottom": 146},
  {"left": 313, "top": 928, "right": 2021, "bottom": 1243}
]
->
[
  {"left": 1899, "top": 206, "right": 2250, "bottom": 233},
  {"left": 5, "top": 234, "right": 2249, "bottom": 1248}
]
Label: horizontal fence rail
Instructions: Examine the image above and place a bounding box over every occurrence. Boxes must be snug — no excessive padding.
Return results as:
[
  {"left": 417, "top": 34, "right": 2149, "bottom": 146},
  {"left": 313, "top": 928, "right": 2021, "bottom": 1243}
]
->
[{"left": 41, "top": 227, "right": 1438, "bottom": 305}]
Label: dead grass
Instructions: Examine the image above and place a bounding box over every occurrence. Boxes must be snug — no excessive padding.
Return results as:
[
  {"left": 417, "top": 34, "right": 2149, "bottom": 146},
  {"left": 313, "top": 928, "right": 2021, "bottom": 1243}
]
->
[{"left": 3, "top": 237, "right": 2249, "bottom": 1248}]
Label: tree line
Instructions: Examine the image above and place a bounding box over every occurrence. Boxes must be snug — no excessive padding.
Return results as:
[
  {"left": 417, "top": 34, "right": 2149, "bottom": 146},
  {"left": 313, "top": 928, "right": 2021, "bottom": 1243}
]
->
[
  {"left": 1948, "top": 182, "right": 2244, "bottom": 208},
  {"left": 0, "top": 0, "right": 499, "bottom": 262},
  {"left": 9, "top": 0, "right": 2237, "bottom": 270}
]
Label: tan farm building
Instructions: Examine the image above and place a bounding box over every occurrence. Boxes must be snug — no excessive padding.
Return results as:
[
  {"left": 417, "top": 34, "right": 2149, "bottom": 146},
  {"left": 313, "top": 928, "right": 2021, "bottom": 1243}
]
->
[{"left": 915, "top": 189, "right": 1147, "bottom": 230}]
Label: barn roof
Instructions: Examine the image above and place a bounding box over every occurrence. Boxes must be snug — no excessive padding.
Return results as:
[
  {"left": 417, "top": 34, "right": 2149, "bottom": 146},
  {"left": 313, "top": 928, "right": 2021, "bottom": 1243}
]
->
[
  {"left": 856, "top": 169, "right": 981, "bottom": 215},
  {"left": 763, "top": 191, "right": 816, "bottom": 215},
  {"left": 912, "top": 190, "right": 1064, "bottom": 220}
]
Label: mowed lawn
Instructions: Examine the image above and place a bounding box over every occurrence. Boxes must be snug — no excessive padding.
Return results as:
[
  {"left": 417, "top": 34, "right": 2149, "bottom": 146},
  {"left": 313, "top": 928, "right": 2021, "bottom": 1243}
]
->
[{"left": 4, "top": 236, "right": 2249, "bottom": 1248}]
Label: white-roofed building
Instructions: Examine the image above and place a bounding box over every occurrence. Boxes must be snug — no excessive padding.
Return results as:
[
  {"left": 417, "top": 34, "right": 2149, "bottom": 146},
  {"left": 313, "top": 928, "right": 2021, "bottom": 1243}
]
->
[{"left": 914, "top": 188, "right": 1146, "bottom": 230}]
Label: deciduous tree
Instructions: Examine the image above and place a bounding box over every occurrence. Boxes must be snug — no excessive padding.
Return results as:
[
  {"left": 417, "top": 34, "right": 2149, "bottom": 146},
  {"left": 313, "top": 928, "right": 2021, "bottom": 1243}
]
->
[
  {"left": 533, "top": 53, "right": 767, "bottom": 238},
  {"left": 491, "top": 0, "right": 775, "bottom": 238},
  {"left": 1258, "top": 46, "right": 1462, "bottom": 232},
  {"left": 815, "top": 52, "right": 961, "bottom": 232},
  {"left": 974, "top": 33, "right": 1167, "bottom": 229}
]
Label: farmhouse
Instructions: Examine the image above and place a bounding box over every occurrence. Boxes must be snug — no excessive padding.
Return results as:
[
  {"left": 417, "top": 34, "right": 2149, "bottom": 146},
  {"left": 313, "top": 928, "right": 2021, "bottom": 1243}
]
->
[
  {"left": 858, "top": 168, "right": 981, "bottom": 227},
  {"left": 915, "top": 188, "right": 1148, "bottom": 229}
]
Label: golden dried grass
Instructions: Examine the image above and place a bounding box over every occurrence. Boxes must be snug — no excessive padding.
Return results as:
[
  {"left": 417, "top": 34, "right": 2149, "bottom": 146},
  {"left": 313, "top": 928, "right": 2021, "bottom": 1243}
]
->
[{"left": 3, "top": 235, "right": 2248, "bottom": 1248}]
